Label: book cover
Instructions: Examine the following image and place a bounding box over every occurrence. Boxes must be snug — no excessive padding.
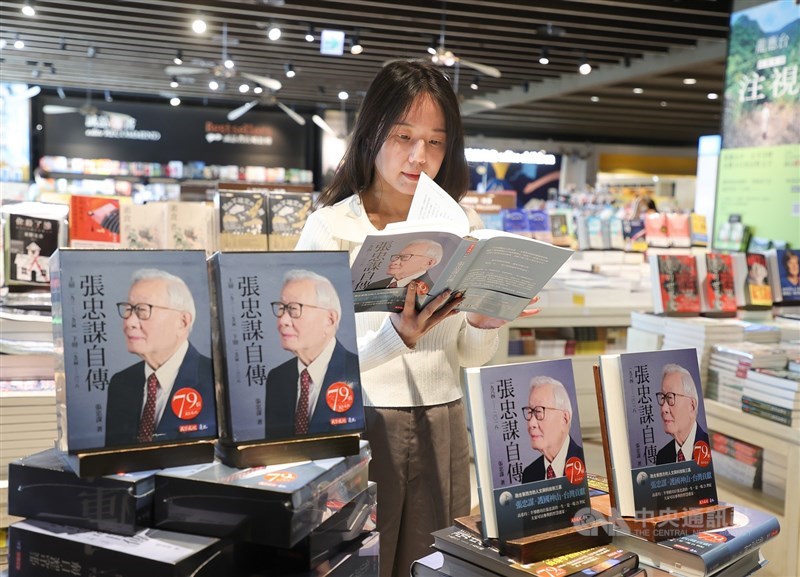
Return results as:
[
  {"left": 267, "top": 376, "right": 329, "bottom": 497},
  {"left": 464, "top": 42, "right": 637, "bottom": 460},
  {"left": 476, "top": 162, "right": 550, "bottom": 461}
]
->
[
  {"left": 209, "top": 251, "right": 363, "bottom": 444},
  {"left": 153, "top": 441, "right": 370, "bottom": 548},
  {"left": 526, "top": 210, "right": 552, "bottom": 243},
  {"left": 690, "top": 213, "right": 708, "bottom": 247},
  {"left": 549, "top": 210, "right": 572, "bottom": 247},
  {"left": 267, "top": 191, "right": 314, "bottom": 251},
  {"left": 1, "top": 202, "right": 69, "bottom": 286},
  {"left": 744, "top": 252, "right": 773, "bottom": 307},
  {"left": 612, "top": 503, "right": 779, "bottom": 577},
  {"left": 697, "top": 253, "right": 737, "bottom": 315},
  {"left": 622, "top": 219, "right": 647, "bottom": 252},
  {"left": 119, "top": 202, "right": 168, "bottom": 249},
  {"left": 650, "top": 255, "right": 701, "bottom": 315},
  {"left": 644, "top": 213, "right": 669, "bottom": 248},
  {"left": 50, "top": 249, "right": 216, "bottom": 453},
  {"left": 166, "top": 201, "right": 214, "bottom": 252},
  {"left": 68, "top": 194, "right": 125, "bottom": 248},
  {"left": 775, "top": 248, "right": 800, "bottom": 302},
  {"left": 215, "top": 190, "right": 269, "bottom": 251},
  {"left": 464, "top": 359, "right": 591, "bottom": 540},
  {"left": 431, "top": 525, "right": 638, "bottom": 577},
  {"left": 666, "top": 213, "right": 691, "bottom": 248},
  {"left": 596, "top": 348, "right": 719, "bottom": 518}
]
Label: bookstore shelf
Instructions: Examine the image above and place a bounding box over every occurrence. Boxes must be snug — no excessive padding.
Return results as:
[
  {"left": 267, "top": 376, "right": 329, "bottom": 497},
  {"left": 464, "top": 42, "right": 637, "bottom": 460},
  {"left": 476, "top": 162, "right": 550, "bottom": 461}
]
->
[{"left": 705, "top": 398, "right": 800, "bottom": 577}]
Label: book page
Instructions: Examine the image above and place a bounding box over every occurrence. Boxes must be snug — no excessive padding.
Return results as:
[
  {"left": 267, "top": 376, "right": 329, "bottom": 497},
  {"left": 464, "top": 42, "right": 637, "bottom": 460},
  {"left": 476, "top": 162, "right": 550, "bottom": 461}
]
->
[{"left": 406, "top": 172, "right": 470, "bottom": 234}]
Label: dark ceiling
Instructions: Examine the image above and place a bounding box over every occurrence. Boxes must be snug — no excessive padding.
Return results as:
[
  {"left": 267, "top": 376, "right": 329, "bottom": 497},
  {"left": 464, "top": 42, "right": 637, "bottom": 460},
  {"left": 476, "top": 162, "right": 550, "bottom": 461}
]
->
[{"left": 0, "top": 0, "right": 733, "bottom": 146}]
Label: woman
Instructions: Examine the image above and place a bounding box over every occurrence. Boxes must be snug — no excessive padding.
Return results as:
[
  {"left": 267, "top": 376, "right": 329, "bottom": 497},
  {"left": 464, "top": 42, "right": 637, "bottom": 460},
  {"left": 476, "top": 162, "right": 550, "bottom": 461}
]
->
[
  {"left": 784, "top": 248, "right": 800, "bottom": 287},
  {"left": 296, "top": 60, "right": 538, "bottom": 576}
]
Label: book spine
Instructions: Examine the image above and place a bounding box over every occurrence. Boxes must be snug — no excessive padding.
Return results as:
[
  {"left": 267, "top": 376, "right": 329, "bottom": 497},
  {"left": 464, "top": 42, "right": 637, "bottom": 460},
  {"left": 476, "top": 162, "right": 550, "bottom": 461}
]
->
[
  {"left": 703, "top": 515, "right": 781, "bottom": 574},
  {"left": 741, "top": 403, "right": 793, "bottom": 426}
]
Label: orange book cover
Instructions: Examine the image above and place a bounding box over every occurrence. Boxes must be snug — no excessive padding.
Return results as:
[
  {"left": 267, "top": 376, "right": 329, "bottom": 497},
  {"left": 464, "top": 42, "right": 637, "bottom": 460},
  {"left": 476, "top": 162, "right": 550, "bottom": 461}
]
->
[{"left": 69, "top": 195, "right": 124, "bottom": 246}]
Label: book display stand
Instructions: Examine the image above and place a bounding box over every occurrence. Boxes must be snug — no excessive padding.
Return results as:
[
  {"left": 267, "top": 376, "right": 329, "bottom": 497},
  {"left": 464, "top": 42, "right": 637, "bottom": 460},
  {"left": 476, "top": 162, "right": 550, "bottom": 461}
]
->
[
  {"left": 592, "top": 364, "right": 734, "bottom": 542},
  {"left": 455, "top": 514, "right": 613, "bottom": 565},
  {"left": 215, "top": 433, "right": 362, "bottom": 468},
  {"left": 61, "top": 440, "right": 215, "bottom": 478}
]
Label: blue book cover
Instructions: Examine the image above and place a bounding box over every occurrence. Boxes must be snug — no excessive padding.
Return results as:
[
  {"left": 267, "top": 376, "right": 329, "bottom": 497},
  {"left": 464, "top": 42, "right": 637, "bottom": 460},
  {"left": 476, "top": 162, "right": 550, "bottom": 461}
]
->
[
  {"left": 464, "top": 358, "right": 591, "bottom": 541},
  {"left": 209, "top": 250, "right": 363, "bottom": 444},
  {"left": 50, "top": 249, "right": 216, "bottom": 453}
]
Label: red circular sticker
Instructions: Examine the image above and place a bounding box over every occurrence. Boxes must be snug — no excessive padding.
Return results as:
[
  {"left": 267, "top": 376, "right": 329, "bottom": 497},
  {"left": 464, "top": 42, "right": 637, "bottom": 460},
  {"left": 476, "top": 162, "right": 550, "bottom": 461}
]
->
[
  {"left": 535, "top": 566, "right": 566, "bottom": 577},
  {"left": 693, "top": 440, "right": 712, "bottom": 467},
  {"left": 326, "top": 382, "right": 354, "bottom": 413},
  {"left": 415, "top": 281, "right": 429, "bottom": 295},
  {"left": 259, "top": 471, "right": 298, "bottom": 486},
  {"left": 564, "top": 457, "right": 586, "bottom": 485},
  {"left": 697, "top": 531, "right": 729, "bottom": 544},
  {"left": 170, "top": 387, "right": 203, "bottom": 420}
]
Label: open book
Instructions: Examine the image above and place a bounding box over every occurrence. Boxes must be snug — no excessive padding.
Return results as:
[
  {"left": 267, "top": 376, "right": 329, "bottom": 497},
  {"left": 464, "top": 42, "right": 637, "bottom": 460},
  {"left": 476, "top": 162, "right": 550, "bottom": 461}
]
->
[{"left": 350, "top": 173, "right": 573, "bottom": 320}]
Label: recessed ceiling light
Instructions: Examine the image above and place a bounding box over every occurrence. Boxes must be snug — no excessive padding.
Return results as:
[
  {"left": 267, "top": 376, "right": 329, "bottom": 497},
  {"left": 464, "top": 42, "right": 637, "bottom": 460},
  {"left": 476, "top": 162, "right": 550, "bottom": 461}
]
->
[
  {"left": 253, "top": 86, "right": 263, "bottom": 94},
  {"left": 632, "top": 87, "right": 644, "bottom": 94},
  {"left": 209, "top": 80, "right": 219, "bottom": 90},
  {"left": 21, "top": 1, "right": 35, "bottom": 17},
  {"left": 267, "top": 22, "right": 281, "bottom": 41},
  {"left": 660, "top": 101, "right": 668, "bottom": 107},
  {"left": 170, "top": 97, "right": 181, "bottom": 106},
  {"left": 239, "top": 83, "right": 249, "bottom": 93},
  {"left": 338, "top": 91, "right": 349, "bottom": 101},
  {"left": 707, "top": 92, "right": 719, "bottom": 100},
  {"left": 192, "top": 18, "right": 207, "bottom": 34},
  {"left": 683, "top": 78, "right": 697, "bottom": 85},
  {"left": 590, "top": 96, "right": 600, "bottom": 102}
]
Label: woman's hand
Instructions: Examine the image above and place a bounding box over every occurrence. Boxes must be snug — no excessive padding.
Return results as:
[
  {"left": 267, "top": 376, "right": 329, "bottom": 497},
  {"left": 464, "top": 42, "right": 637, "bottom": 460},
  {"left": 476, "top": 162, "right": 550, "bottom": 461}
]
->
[
  {"left": 390, "top": 283, "right": 463, "bottom": 348},
  {"left": 466, "top": 295, "right": 541, "bottom": 329}
]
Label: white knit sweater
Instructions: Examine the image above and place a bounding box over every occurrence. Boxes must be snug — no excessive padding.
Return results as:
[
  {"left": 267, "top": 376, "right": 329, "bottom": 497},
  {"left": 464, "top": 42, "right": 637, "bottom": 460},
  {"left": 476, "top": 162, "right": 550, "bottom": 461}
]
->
[{"left": 295, "top": 194, "right": 500, "bottom": 408}]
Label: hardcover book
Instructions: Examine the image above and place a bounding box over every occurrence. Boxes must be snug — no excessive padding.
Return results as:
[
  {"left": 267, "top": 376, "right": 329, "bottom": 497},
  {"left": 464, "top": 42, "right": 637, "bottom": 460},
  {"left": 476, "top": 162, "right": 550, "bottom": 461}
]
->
[
  {"left": 215, "top": 190, "right": 269, "bottom": 251},
  {"left": 166, "top": 201, "right": 215, "bottom": 253},
  {"left": 350, "top": 175, "right": 572, "bottom": 321},
  {"left": 1, "top": 201, "right": 69, "bottom": 286},
  {"left": 68, "top": 194, "right": 125, "bottom": 248},
  {"left": 650, "top": 254, "right": 701, "bottom": 315},
  {"left": 612, "top": 503, "right": 779, "bottom": 577},
  {"left": 8, "top": 519, "right": 226, "bottom": 577},
  {"left": 464, "top": 358, "right": 591, "bottom": 541},
  {"left": 267, "top": 191, "right": 314, "bottom": 251},
  {"left": 696, "top": 253, "right": 737, "bottom": 315},
  {"left": 208, "top": 250, "right": 363, "bottom": 444},
  {"left": 153, "top": 441, "right": 370, "bottom": 548},
  {"left": 119, "top": 202, "right": 168, "bottom": 249},
  {"left": 743, "top": 252, "right": 773, "bottom": 307},
  {"left": 596, "top": 348, "right": 719, "bottom": 518},
  {"left": 50, "top": 249, "right": 217, "bottom": 455}
]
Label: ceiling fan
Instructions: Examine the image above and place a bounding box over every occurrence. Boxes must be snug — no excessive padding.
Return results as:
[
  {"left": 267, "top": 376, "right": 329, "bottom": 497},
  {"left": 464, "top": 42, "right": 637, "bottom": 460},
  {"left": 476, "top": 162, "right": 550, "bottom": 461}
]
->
[
  {"left": 164, "top": 22, "right": 282, "bottom": 93},
  {"left": 426, "top": 2, "right": 501, "bottom": 79},
  {"left": 42, "top": 88, "right": 134, "bottom": 123},
  {"left": 0, "top": 84, "right": 41, "bottom": 100},
  {"left": 227, "top": 96, "right": 305, "bottom": 125}
]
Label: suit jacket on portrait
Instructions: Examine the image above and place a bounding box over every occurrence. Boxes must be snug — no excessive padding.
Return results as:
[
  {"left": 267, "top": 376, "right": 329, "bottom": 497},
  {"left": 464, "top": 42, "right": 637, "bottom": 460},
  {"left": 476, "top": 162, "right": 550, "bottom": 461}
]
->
[
  {"left": 363, "top": 271, "right": 434, "bottom": 292},
  {"left": 264, "top": 339, "right": 362, "bottom": 440},
  {"left": 655, "top": 422, "right": 709, "bottom": 464},
  {"left": 521, "top": 437, "right": 583, "bottom": 483},
  {"left": 105, "top": 342, "right": 216, "bottom": 448}
]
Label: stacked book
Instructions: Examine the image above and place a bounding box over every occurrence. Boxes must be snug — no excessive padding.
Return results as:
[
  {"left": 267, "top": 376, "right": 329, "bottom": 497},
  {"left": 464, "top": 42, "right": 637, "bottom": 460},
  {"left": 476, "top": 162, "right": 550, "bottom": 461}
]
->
[
  {"left": 709, "top": 431, "right": 763, "bottom": 490},
  {"left": 0, "top": 380, "right": 56, "bottom": 484},
  {"left": 661, "top": 317, "right": 745, "bottom": 384},
  {"left": 626, "top": 311, "right": 667, "bottom": 352},
  {"left": 741, "top": 322, "right": 782, "bottom": 344},
  {"left": 742, "top": 367, "right": 800, "bottom": 427},
  {"left": 708, "top": 342, "right": 788, "bottom": 408}
]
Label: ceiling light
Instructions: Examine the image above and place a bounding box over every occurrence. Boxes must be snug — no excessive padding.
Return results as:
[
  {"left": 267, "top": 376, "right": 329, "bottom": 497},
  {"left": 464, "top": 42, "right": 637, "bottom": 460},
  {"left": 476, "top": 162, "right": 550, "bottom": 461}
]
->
[
  {"left": 305, "top": 25, "right": 315, "bottom": 43},
  {"left": 267, "top": 22, "right": 281, "bottom": 41},
  {"left": 707, "top": 92, "right": 719, "bottom": 100},
  {"left": 104, "top": 90, "right": 113, "bottom": 102},
  {"left": 58, "top": 36, "right": 66, "bottom": 50},
  {"left": 470, "top": 76, "right": 479, "bottom": 90},
  {"left": 538, "top": 48, "right": 549, "bottom": 66},
  {"left": 192, "top": 18, "right": 207, "bottom": 34},
  {"left": 632, "top": 87, "right": 644, "bottom": 94},
  {"left": 660, "top": 101, "right": 668, "bottom": 107},
  {"left": 285, "top": 63, "right": 295, "bottom": 78},
  {"left": 224, "top": 58, "right": 234, "bottom": 69},
  {"left": 21, "top": 1, "right": 35, "bottom": 17},
  {"left": 427, "top": 35, "right": 438, "bottom": 55},
  {"left": 338, "top": 91, "right": 349, "bottom": 101},
  {"left": 209, "top": 80, "right": 219, "bottom": 90},
  {"left": 578, "top": 55, "right": 591, "bottom": 75},
  {"left": 253, "top": 86, "right": 263, "bottom": 94},
  {"left": 173, "top": 50, "right": 183, "bottom": 65},
  {"left": 683, "top": 78, "right": 697, "bottom": 85},
  {"left": 57, "top": 86, "right": 66, "bottom": 99},
  {"left": 170, "top": 97, "right": 181, "bottom": 106},
  {"left": 14, "top": 34, "right": 24, "bottom": 50},
  {"left": 590, "top": 96, "right": 599, "bottom": 102},
  {"left": 170, "top": 77, "right": 179, "bottom": 88},
  {"left": 239, "top": 83, "right": 250, "bottom": 93},
  {"left": 349, "top": 31, "right": 362, "bottom": 55},
  {"left": 87, "top": 45, "right": 97, "bottom": 58}
]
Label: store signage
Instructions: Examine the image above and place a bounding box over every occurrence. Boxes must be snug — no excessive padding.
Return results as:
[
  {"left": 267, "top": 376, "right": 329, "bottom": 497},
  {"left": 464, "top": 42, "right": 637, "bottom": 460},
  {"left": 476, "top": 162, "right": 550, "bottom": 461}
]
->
[
  {"left": 83, "top": 113, "right": 162, "bottom": 141},
  {"left": 465, "top": 147, "right": 557, "bottom": 165},
  {"left": 320, "top": 29, "right": 345, "bottom": 55},
  {"left": 203, "top": 121, "right": 274, "bottom": 146}
]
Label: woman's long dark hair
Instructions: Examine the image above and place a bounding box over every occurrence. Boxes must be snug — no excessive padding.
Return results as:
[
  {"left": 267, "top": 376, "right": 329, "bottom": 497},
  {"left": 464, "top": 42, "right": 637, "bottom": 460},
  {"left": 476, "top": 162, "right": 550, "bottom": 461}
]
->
[{"left": 317, "top": 60, "right": 469, "bottom": 207}]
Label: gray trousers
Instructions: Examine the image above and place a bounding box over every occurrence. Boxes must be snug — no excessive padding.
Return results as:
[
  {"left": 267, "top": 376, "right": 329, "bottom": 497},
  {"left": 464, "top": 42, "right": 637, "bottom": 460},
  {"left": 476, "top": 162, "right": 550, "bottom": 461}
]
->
[{"left": 364, "top": 400, "right": 471, "bottom": 577}]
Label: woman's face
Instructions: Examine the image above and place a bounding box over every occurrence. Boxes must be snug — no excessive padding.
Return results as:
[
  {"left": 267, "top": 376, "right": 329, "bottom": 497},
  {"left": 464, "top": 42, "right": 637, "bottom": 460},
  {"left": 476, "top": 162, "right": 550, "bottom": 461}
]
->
[
  {"left": 788, "top": 255, "right": 799, "bottom": 277},
  {"left": 372, "top": 93, "right": 447, "bottom": 197}
]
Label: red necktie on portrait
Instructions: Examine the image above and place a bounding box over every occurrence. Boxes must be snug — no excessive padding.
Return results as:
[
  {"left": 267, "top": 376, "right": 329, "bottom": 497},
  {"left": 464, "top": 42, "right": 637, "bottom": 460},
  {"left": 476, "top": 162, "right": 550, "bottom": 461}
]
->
[
  {"left": 295, "top": 369, "right": 311, "bottom": 435},
  {"left": 137, "top": 373, "right": 159, "bottom": 442}
]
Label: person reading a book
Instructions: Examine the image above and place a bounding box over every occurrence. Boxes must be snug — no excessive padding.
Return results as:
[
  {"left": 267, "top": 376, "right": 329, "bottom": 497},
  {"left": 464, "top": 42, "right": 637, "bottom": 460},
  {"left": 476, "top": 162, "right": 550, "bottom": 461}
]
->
[
  {"left": 655, "top": 363, "right": 709, "bottom": 464},
  {"left": 106, "top": 268, "right": 214, "bottom": 447},
  {"left": 265, "top": 269, "right": 361, "bottom": 439},
  {"left": 364, "top": 239, "right": 443, "bottom": 293},
  {"left": 294, "top": 60, "right": 541, "bottom": 577},
  {"left": 521, "top": 376, "right": 583, "bottom": 482}
]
